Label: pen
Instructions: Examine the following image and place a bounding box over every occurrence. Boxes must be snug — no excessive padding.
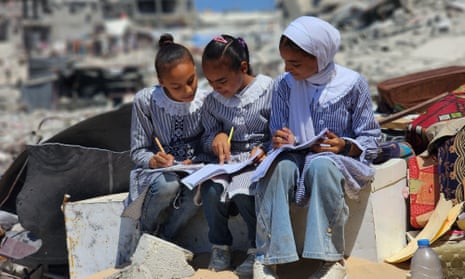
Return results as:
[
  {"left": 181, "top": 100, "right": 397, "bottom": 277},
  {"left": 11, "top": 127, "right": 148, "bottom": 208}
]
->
[
  {"left": 154, "top": 137, "right": 166, "bottom": 153},
  {"left": 281, "top": 121, "right": 293, "bottom": 143},
  {"left": 227, "top": 126, "right": 234, "bottom": 144}
]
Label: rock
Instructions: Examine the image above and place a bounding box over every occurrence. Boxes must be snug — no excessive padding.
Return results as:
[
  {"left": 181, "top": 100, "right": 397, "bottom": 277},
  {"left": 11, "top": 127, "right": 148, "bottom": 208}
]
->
[{"left": 104, "top": 234, "right": 195, "bottom": 279}]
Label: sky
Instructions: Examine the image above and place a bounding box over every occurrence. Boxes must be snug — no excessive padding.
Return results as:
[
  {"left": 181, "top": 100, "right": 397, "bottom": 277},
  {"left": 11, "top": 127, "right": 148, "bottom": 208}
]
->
[{"left": 195, "top": 0, "right": 276, "bottom": 12}]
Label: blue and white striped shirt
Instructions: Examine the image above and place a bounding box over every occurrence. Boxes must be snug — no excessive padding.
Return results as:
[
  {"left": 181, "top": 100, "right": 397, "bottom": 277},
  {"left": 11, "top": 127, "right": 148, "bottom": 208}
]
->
[
  {"left": 201, "top": 74, "right": 274, "bottom": 198},
  {"left": 130, "top": 86, "right": 210, "bottom": 167},
  {"left": 271, "top": 71, "right": 381, "bottom": 203},
  {"left": 126, "top": 85, "right": 210, "bottom": 204}
]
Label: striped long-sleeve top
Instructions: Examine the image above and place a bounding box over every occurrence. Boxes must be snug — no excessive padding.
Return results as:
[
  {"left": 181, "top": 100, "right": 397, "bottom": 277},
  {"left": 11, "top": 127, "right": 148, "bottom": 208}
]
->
[
  {"left": 126, "top": 85, "right": 210, "bottom": 204},
  {"left": 201, "top": 74, "right": 274, "bottom": 198},
  {"left": 270, "top": 69, "right": 381, "bottom": 204}
]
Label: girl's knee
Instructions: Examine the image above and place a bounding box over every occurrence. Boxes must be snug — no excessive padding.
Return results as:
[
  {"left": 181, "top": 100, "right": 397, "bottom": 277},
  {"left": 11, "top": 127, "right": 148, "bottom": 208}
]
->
[
  {"left": 307, "top": 157, "right": 334, "bottom": 172},
  {"left": 231, "top": 194, "right": 254, "bottom": 207},
  {"left": 275, "top": 154, "right": 299, "bottom": 169},
  {"left": 305, "top": 157, "right": 344, "bottom": 194},
  {"left": 149, "top": 180, "right": 179, "bottom": 197},
  {"left": 200, "top": 181, "right": 223, "bottom": 202}
]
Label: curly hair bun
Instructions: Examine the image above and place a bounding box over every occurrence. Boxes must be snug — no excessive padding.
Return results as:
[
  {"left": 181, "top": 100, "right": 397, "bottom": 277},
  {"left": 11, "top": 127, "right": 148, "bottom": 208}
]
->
[{"left": 159, "top": 33, "right": 174, "bottom": 47}]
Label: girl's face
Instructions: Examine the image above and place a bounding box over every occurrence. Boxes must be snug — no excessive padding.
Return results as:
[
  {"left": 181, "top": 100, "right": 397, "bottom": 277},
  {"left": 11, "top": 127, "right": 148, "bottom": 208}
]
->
[
  {"left": 159, "top": 60, "right": 198, "bottom": 102},
  {"left": 279, "top": 45, "right": 318, "bottom": 80},
  {"left": 202, "top": 59, "right": 249, "bottom": 98}
]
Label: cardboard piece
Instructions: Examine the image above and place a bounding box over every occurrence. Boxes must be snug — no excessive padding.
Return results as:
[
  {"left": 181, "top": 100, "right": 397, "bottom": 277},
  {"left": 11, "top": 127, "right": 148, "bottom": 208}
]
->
[{"left": 385, "top": 196, "right": 463, "bottom": 263}]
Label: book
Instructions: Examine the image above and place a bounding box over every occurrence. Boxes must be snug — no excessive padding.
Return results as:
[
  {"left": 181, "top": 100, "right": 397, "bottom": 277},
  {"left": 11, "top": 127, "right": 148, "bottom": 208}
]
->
[
  {"left": 156, "top": 163, "right": 205, "bottom": 174},
  {"left": 181, "top": 151, "right": 262, "bottom": 190},
  {"left": 251, "top": 128, "right": 328, "bottom": 182}
]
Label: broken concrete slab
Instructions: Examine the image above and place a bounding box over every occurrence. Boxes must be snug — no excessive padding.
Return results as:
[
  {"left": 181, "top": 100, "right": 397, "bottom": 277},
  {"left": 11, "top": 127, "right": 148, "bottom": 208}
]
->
[{"left": 94, "top": 234, "right": 195, "bottom": 279}]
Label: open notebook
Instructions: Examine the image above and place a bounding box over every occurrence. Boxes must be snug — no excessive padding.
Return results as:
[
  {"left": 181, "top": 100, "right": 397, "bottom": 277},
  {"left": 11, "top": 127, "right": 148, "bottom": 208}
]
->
[
  {"left": 251, "top": 128, "right": 328, "bottom": 182},
  {"left": 181, "top": 150, "right": 263, "bottom": 190},
  {"left": 156, "top": 163, "right": 205, "bottom": 173}
]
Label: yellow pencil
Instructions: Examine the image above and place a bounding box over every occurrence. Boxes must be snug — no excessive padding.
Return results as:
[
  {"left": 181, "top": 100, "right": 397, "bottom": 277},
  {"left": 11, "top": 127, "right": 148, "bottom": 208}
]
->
[
  {"left": 227, "top": 126, "right": 234, "bottom": 144},
  {"left": 154, "top": 137, "right": 166, "bottom": 153}
]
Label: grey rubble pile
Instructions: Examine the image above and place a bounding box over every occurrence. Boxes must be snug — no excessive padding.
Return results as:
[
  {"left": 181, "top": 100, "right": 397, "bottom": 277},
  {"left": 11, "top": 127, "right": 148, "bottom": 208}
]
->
[
  {"left": 1, "top": 0, "right": 465, "bottom": 174},
  {"left": 331, "top": 0, "right": 465, "bottom": 93}
]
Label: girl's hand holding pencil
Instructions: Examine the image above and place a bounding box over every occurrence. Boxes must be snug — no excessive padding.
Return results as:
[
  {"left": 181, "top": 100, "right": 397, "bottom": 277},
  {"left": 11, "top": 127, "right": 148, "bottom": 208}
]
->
[
  {"left": 150, "top": 137, "right": 176, "bottom": 168},
  {"left": 149, "top": 152, "right": 176, "bottom": 169}
]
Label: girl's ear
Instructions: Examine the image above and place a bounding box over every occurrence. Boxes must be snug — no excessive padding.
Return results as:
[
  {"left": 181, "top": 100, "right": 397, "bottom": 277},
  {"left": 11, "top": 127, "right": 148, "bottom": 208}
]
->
[
  {"left": 158, "top": 76, "right": 164, "bottom": 86},
  {"left": 240, "top": 61, "right": 248, "bottom": 73}
]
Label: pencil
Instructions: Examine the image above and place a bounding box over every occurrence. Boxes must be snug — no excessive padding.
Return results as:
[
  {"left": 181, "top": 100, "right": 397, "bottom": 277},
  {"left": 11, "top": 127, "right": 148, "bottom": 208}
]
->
[
  {"left": 227, "top": 126, "right": 234, "bottom": 144},
  {"left": 154, "top": 137, "right": 166, "bottom": 153}
]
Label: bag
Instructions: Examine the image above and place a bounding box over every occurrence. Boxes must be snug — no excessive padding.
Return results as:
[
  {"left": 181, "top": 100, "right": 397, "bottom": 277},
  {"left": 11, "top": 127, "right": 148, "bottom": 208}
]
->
[
  {"left": 408, "top": 155, "right": 440, "bottom": 229},
  {"left": 437, "top": 127, "right": 465, "bottom": 204},
  {"left": 373, "top": 141, "right": 415, "bottom": 164},
  {"left": 406, "top": 84, "right": 465, "bottom": 154}
]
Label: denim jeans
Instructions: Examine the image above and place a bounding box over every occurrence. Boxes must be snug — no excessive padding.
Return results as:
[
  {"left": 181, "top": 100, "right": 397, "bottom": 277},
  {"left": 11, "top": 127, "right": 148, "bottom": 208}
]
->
[
  {"left": 201, "top": 180, "right": 256, "bottom": 248},
  {"left": 140, "top": 172, "right": 199, "bottom": 240},
  {"left": 255, "top": 153, "right": 348, "bottom": 265}
]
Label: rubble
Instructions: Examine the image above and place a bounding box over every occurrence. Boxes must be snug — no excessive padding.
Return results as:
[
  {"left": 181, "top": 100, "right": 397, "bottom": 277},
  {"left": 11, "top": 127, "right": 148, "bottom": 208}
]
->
[
  {"left": 0, "top": 87, "right": 113, "bottom": 174},
  {"left": 1, "top": 1, "right": 465, "bottom": 176},
  {"left": 86, "top": 234, "right": 195, "bottom": 279},
  {"left": 110, "top": 234, "right": 195, "bottom": 279},
  {"left": 332, "top": 0, "right": 465, "bottom": 94}
]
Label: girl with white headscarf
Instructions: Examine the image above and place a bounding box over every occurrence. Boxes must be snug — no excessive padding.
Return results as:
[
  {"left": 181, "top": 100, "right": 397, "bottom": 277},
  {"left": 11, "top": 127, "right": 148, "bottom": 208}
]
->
[{"left": 253, "top": 16, "right": 381, "bottom": 279}]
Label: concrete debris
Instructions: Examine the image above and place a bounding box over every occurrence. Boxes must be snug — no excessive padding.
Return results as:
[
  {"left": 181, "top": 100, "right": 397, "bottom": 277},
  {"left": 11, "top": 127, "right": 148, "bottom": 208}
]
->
[
  {"left": 0, "top": 92, "right": 112, "bottom": 173},
  {"left": 447, "top": 1, "right": 465, "bottom": 11},
  {"left": 329, "top": 0, "right": 465, "bottom": 94},
  {"left": 1, "top": 1, "right": 465, "bottom": 177},
  {"left": 103, "top": 234, "right": 195, "bottom": 279}
]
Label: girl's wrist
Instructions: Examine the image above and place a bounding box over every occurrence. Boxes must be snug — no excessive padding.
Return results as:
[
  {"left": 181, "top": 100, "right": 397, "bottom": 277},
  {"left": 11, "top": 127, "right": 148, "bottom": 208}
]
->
[{"left": 342, "top": 139, "right": 352, "bottom": 156}]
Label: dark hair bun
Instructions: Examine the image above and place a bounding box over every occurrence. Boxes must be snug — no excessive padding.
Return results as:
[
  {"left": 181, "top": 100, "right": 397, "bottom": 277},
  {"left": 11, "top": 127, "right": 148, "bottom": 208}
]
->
[{"left": 159, "top": 33, "right": 174, "bottom": 47}]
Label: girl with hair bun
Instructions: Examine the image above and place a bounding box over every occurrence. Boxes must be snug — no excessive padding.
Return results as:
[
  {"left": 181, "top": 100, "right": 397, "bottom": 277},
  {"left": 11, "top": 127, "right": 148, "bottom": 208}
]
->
[{"left": 124, "top": 33, "right": 209, "bottom": 241}]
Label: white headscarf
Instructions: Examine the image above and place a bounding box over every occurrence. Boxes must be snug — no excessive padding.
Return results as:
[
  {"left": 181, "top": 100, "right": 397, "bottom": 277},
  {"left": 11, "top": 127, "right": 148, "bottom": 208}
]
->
[
  {"left": 283, "top": 16, "right": 340, "bottom": 85},
  {"left": 284, "top": 16, "right": 358, "bottom": 142}
]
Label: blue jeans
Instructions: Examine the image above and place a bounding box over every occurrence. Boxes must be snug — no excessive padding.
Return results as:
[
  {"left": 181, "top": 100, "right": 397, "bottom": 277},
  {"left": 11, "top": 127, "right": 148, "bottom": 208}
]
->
[
  {"left": 201, "top": 180, "right": 256, "bottom": 248},
  {"left": 140, "top": 172, "right": 199, "bottom": 240},
  {"left": 255, "top": 153, "right": 348, "bottom": 265}
]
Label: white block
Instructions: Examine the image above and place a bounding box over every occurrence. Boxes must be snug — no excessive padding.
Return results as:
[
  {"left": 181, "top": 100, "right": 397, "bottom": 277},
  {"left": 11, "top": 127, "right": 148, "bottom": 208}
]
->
[
  {"left": 64, "top": 193, "right": 139, "bottom": 279},
  {"left": 345, "top": 158, "right": 408, "bottom": 262}
]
